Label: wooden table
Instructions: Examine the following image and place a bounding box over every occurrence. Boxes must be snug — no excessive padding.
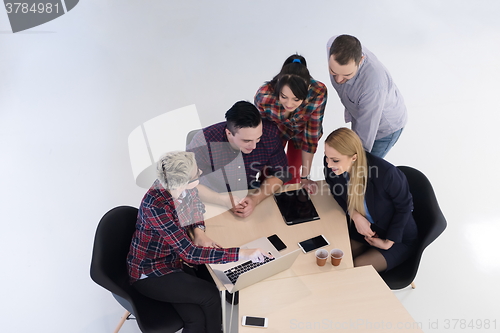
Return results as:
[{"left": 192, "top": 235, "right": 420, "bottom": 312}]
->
[
  {"left": 204, "top": 180, "right": 353, "bottom": 279},
  {"left": 203, "top": 181, "right": 421, "bottom": 332},
  {"left": 239, "top": 265, "right": 423, "bottom": 332}
]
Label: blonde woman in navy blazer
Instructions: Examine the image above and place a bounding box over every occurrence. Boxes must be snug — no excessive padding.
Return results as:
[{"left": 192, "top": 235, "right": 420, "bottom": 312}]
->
[{"left": 323, "top": 128, "right": 418, "bottom": 272}]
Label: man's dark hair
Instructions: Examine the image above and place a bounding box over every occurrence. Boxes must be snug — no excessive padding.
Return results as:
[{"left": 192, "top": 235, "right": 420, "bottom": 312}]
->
[
  {"left": 225, "top": 101, "right": 262, "bottom": 135},
  {"left": 329, "top": 35, "right": 363, "bottom": 65},
  {"left": 269, "top": 54, "right": 311, "bottom": 101}
]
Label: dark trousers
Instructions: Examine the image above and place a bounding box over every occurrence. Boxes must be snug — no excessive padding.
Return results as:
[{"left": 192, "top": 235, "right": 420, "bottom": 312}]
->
[{"left": 133, "top": 265, "right": 222, "bottom": 333}]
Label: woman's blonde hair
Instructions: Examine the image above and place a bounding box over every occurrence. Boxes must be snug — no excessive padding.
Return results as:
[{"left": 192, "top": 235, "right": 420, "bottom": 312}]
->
[
  {"left": 325, "top": 128, "right": 368, "bottom": 217},
  {"left": 156, "top": 151, "right": 196, "bottom": 190}
]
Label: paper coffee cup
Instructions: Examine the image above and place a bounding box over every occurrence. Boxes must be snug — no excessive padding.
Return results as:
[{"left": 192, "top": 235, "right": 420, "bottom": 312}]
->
[
  {"left": 330, "top": 249, "right": 344, "bottom": 266},
  {"left": 315, "top": 249, "right": 329, "bottom": 266}
]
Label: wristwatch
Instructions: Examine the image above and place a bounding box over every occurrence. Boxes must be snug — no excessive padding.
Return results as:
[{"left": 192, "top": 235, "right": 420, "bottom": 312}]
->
[
  {"left": 194, "top": 224, "right": 206, "bottom": 232},
  {"left": 301, "top": 175, "right": 311, "bottom": 180}
]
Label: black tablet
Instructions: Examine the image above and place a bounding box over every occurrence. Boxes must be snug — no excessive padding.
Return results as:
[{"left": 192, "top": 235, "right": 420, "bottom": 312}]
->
[{"left": 273, "top": 188, "right": 320, "bottom": 225}]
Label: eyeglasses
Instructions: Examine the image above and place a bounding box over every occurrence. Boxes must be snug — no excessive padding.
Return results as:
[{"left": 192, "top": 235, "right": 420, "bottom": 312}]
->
[{"left": 188, "top": 169, "right": 202, "bottom": 184}]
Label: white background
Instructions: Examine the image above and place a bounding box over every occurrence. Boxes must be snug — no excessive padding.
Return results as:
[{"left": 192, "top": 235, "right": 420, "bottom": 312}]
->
[{"left": 1, "top": 1, "right": 499, "bottom": 332}]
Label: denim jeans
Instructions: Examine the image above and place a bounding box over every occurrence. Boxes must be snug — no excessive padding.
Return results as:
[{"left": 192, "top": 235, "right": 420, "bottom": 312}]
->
[{"left": 370, "top": 128, "right": 403, "bottom": 158}]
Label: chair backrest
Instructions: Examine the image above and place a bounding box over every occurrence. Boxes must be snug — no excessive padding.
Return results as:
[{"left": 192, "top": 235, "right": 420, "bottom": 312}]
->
[
  {"left": 397, "top": 166, "right": 447, "bottom": 249},
  {"left": 380, "top": 166, "right": 447, "bottom": 289},
  {"left": 90, "top": 206, "right": 184, "bottom": 332},
  {"left": 90, "top": 206, "right": 138, "bottom": 301},
  {"left": 185, "top": 129, "right": 201, "bottom": 147}
]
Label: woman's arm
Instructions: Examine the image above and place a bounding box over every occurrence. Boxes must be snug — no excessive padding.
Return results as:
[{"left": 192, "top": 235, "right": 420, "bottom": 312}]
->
[
  {"left": 382, "top": 167, "right": 414, "bottom": 243},
  {"left": 146, "top": 206, "right": 239, "bottom": 265},
  {"left": 365, "top": 236, "right": 394, "bottom": 250},
  {"left": 299, "top": 82, "right": 327, "bottom": 195},
  {"left": 300, "top": 81, "right": 327, "bottom": 155},
  {"left": 300, "top": 150, "right": 317, "bottom": 194},
  {"left": 350, "top": 210, "right": 376, "bottom": 237},
  {"left": 192, "top": 227, "right": 221, "bottom": 248}
]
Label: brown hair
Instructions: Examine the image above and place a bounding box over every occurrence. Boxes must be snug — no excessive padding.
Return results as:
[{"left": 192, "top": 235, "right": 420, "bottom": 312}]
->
[
  {"left": 329, "top": 35, "right": 363, "bottom": 66},
  {"left": 269, "top": 54, "right": 311, "bottom": 101}
]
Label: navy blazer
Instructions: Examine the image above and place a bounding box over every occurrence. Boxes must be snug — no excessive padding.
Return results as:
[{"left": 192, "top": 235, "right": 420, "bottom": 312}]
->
[{"left": 324, "top": 152, "right": 417, "bottom": 243}]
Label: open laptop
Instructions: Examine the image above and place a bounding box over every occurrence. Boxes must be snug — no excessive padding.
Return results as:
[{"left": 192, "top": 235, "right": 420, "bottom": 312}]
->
[
  {"left": 273, "top": 188, "right": 320, "bottom": 225},
  {"left": 209, "top": 237, "right": 301, "bottom": 294}
]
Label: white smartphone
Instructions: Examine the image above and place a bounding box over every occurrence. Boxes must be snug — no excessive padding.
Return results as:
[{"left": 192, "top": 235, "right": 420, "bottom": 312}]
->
[
  {"left": 298, "top": 234, "right": 330, "bottom": 253},
  {"left": 242, "top": 316, "right": 268, "bottom": 328}
]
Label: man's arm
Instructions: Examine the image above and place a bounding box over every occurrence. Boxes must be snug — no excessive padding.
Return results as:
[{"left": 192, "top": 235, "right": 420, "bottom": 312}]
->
[
  {"left": 352, "top": 89, "right": 386, "bottom": 152},
  {"left": 233, "top": 176, "right": 283, "bottom": 218},
  {"left": 196, "top": 183, "right": 242, "bottom": 210}
]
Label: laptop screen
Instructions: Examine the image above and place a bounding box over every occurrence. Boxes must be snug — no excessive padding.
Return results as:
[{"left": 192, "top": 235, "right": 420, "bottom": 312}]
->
[{"left": 273, "top": 188, "right": 320, "bottom": 225}]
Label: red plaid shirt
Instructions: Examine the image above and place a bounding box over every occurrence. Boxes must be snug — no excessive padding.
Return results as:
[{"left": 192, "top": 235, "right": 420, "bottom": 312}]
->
[
  {"left": 127, "top": 180, "right": 239, "bottom": 283},
  {"left": 254, "top": 79, "right": 327, "bottom": 153}
]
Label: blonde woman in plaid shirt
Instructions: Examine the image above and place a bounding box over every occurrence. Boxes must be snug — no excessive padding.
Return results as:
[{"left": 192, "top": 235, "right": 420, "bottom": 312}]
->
[
  {"left": 255, "top": 55, "right": 327, "bottom": 193},
  {"left": 128, "top": 151, "right": 270, "bottom": 333}
]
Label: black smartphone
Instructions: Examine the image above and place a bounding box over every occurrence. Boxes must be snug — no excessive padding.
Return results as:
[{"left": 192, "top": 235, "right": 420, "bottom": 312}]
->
[
  {"left": 267, "top": 234, "right": 287, "bottom": 251},
  {"left": 298, "top": 235, "right": 329, "bottom": 253}
]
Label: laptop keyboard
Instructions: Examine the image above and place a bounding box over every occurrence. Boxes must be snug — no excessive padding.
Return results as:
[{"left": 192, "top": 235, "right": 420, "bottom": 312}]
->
[{"left": 224, "top": 254, "right": 275, "bottom": 284}]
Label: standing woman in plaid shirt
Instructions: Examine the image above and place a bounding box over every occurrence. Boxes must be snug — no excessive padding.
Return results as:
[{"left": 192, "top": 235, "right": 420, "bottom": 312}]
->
[
  {"left": 127, "top": 151, "right": 270, "bottom": 333},
  {"left": 255, "top": 54, "right": 327, "bottom": 193}
]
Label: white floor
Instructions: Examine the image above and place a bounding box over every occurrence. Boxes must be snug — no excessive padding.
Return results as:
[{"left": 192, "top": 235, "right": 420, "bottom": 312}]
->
[{"left": 1, "top": 1, "right": 499, "bottom": 332}]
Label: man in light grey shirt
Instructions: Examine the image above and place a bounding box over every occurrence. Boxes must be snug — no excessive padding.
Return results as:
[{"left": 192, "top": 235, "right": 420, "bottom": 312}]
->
[{"left": 326, "top": 35, "right": 407, "bottom": 158}]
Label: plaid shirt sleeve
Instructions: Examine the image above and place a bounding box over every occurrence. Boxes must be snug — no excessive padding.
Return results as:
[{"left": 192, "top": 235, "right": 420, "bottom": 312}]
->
[
  {"left": 301, "top": 80, "right": 327, "bottom": 153},
  {"left": 145, "top": 207, "right": 238, "bottom": 264},
  {"left": 144, "top": 204, "right": 238, "bottom": 264}
]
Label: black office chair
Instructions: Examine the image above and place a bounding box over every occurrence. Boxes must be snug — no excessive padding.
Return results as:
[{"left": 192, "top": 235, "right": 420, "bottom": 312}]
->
[
  {"left": 379, "top": 166, "right": 447, "bottom": 290},
  {"left": 90, "top": 206, "right": 183, "bottom": 333}
]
